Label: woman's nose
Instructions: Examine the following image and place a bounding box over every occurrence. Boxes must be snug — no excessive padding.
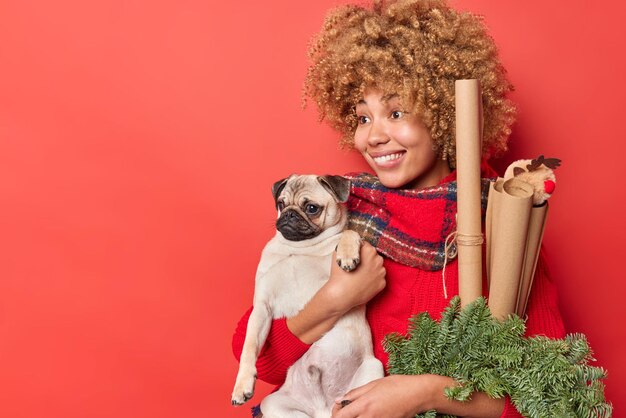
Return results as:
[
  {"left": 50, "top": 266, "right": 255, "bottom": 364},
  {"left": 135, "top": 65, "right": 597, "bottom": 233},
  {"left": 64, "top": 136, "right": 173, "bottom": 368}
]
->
[{"left": 367, "top": 121, "right": 389, "bottom": 146}]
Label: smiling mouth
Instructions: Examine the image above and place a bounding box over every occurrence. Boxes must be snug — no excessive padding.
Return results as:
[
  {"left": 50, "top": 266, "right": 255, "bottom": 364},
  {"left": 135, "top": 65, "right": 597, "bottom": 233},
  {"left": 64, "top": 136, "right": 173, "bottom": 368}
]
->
[{"left": 372, "top": 152, "right": 404, "bottom": 164}]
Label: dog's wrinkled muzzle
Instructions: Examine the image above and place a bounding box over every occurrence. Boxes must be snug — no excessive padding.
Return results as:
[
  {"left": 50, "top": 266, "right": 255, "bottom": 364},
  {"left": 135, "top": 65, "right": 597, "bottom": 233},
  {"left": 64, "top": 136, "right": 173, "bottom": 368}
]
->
[{"left": 276, "top": 209, "right": 320, "bottom": 241}]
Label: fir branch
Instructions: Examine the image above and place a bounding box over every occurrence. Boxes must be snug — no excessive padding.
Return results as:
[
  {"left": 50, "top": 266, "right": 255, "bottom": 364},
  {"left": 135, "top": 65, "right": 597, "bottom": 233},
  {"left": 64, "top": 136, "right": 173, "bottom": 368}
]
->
[{"left": 384, "top": 297, "right": 612, "bottom": 418}]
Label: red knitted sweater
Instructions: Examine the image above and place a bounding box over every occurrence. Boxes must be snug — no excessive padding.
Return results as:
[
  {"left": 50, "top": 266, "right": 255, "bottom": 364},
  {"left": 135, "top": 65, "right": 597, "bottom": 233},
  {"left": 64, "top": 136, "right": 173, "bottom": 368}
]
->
[{"left": 232, "top": 169, "right": 566, "bottom": 418}]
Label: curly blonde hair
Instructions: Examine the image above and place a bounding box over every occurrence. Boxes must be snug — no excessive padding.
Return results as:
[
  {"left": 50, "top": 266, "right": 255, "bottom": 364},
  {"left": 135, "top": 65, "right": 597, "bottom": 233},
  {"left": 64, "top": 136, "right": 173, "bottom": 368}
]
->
[{"left": 303, "top": 0, "right": 516, "bottom": 167}]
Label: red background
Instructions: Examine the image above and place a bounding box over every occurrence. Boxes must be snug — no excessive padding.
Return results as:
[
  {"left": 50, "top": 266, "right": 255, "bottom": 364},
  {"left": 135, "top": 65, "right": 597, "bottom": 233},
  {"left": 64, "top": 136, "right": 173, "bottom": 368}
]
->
[{"left": 1, "top": 1, "right": 624, "bottom": 417}]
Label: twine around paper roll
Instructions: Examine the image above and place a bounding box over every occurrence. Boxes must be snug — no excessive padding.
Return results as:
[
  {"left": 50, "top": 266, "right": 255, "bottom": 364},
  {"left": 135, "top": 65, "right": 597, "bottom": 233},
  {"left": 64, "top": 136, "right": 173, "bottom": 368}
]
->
[{"left": 442, "top": 230, "right": 484, "bottom": 299}]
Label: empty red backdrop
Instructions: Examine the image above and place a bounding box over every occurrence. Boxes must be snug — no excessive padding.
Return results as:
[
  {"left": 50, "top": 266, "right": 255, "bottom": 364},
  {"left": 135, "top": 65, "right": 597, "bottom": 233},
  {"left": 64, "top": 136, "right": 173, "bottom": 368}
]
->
[{"left": 1, "top": 1, "right": 624, "bottom": 417}]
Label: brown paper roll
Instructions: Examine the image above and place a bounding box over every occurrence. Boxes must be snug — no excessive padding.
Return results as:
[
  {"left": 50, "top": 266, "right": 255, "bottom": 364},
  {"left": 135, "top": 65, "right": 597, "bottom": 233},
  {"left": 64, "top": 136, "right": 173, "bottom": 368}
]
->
[
  {"left": 485, "top": 178, "right": 504, "bottom": 284},
  {"left": 488, "top": 178, "right": 533, "bottom": 321},
  {"left": 515, "top": 203, "right": 549, "bottom": 317},
  {"left": 455, "top": 79, "right": 483, "bottom": 307}
]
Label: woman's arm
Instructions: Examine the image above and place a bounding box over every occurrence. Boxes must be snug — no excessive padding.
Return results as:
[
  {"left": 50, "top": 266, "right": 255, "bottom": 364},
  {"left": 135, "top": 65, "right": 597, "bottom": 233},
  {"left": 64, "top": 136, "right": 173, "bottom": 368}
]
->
[
  {"left": 232, "top": 308, "right": 311, "bottom": 385},
  {"left": 287, "top": 243, "right": 386, "bottom": 343}
]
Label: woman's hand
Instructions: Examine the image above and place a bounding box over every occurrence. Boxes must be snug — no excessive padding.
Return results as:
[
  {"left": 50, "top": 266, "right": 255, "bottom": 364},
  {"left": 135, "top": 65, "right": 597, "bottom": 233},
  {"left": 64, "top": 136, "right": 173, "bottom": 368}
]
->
[
  {"left": 331, "top": 374, "right": 506, "bottom": 418},
  {"left": 326, "top": 241, "right": 386, "bottom": 314},
  {"left": 331, "top": 375, "right": 434, "bottom": 418}
]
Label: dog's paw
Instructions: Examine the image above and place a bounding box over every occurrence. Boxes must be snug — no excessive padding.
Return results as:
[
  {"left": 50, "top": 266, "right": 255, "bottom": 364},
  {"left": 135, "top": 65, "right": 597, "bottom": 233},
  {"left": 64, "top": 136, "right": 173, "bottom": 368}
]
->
[
  {"left": 231, "top": 371, "right": 257, "bottom": 406},
  {"left": 337, "top": 256, "right": 360, "bottom": 272},
  {"left": 336, "top": 230, "right": 361, "bottom": 272}
]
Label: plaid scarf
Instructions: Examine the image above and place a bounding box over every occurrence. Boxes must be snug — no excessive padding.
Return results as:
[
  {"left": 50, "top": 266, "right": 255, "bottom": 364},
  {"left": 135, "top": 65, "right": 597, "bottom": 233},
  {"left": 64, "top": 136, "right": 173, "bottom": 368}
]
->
[{"left": 346, "top": 171, "right": 493, "bottom": 271}]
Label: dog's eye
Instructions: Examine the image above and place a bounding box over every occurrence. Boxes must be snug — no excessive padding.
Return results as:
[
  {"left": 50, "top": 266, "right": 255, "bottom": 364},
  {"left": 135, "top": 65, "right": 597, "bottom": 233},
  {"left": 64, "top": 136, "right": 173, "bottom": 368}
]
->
[
  {"left": 305, "top": 204, "right": 320, "bottom": 215},
  {"left": 277, "top": 201, "right": 285, "bottom": 210}
]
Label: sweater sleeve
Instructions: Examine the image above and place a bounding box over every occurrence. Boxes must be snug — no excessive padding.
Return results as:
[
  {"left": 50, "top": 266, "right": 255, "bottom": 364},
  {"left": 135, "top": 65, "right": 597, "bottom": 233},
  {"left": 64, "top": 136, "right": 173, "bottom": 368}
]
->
[
  {"left": 498, "top": 249, "right": 566, "bottom": 418},
  {"left": 521, "top": 250, "right": 566, "bottom": 339},
  {"left": 232, "top": 307, "right": 311, "bottom": 385}
]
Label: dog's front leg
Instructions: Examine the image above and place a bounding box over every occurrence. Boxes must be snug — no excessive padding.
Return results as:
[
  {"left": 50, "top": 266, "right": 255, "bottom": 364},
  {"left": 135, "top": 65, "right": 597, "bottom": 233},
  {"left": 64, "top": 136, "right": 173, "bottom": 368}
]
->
[
  {"left": 335, "top": 230, "right": 362, "bottom": 272},
  {"left": 231, "top": 303, "right": 272, "bottom": 406}
]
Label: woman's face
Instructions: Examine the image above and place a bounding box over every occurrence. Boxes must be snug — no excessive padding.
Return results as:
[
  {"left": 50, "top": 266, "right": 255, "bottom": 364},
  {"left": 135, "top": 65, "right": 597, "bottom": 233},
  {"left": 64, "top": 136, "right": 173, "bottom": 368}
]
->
[{"left": 354, "top": 90, "right": 451, "bottom": 189}]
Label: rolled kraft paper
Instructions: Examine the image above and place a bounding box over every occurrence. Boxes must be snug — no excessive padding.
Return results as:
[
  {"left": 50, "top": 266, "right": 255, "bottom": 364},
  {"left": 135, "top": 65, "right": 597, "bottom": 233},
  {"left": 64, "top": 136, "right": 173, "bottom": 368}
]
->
[
  {"left": 455, "top": 79, "right": 483, "bottom": 307},
  {"left": 488, "top": 178, "right": 533, "bottom": 321},
  {"left": 516, "top": 203, "right": 549, "bottom": 317},
  {"left": 485, "top": 178, "right": 504, "bottom": 284}
]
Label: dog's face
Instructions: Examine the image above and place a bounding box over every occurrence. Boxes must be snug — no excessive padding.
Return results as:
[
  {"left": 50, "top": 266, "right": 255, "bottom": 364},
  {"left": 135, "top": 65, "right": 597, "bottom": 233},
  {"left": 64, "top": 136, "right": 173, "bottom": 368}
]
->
[{"left": 272, "top": 175, "right": 350, "bottom": 242}]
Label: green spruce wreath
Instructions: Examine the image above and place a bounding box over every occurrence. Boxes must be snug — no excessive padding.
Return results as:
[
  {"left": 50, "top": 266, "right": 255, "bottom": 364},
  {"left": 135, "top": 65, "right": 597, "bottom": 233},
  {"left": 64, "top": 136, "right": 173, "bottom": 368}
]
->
[{"left": 384, "top": 297, "right": 612, "bottom": 418}]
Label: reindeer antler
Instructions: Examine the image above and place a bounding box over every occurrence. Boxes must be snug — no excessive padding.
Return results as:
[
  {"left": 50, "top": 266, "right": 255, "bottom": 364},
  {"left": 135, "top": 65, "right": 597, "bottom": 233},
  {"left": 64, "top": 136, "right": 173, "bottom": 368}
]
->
[
  {"left": 543, "top": 158, "right": 561, "bottom": 169},
  {"left": 526, "top": 155, "right": 561, "bottom": 172},
  {"left": 526, "top": 155, "right": 544, "bottom": 172}
]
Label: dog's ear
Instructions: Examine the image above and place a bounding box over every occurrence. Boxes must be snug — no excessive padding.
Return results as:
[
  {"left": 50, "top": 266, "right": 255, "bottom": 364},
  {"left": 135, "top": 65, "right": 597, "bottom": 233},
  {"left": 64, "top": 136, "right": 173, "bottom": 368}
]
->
[
  {"left": 271, "top": 177, "right": 289, "bottom": 206},
  {"left": 318, "top": 175, "right": 351, "bottom": 203}
]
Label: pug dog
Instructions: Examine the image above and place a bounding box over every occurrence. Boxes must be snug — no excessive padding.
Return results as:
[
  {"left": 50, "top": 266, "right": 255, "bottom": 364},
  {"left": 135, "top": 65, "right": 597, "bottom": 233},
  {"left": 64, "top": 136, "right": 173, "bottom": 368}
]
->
[{"left": 231, "top": 174, "right": 385, "bottom": 418}]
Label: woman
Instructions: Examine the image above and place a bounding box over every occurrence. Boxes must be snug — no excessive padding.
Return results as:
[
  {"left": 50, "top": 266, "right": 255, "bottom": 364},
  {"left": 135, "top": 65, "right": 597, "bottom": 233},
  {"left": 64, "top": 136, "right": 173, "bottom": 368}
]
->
[{"left": 233, "top": 1, "right": 565, "bottom": 416}]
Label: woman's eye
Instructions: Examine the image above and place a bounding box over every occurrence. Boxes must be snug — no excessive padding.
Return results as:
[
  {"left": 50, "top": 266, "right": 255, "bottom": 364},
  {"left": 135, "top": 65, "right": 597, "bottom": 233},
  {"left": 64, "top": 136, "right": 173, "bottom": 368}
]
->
[
  {"left": 305, "top": 204, "right": 320, "bottom": 215},
  {"left": 391, "top": 110, "right": 404, "bottom": 119},
  {"left": 357, "top": 115, "right": 370, "bottom": 124}
]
